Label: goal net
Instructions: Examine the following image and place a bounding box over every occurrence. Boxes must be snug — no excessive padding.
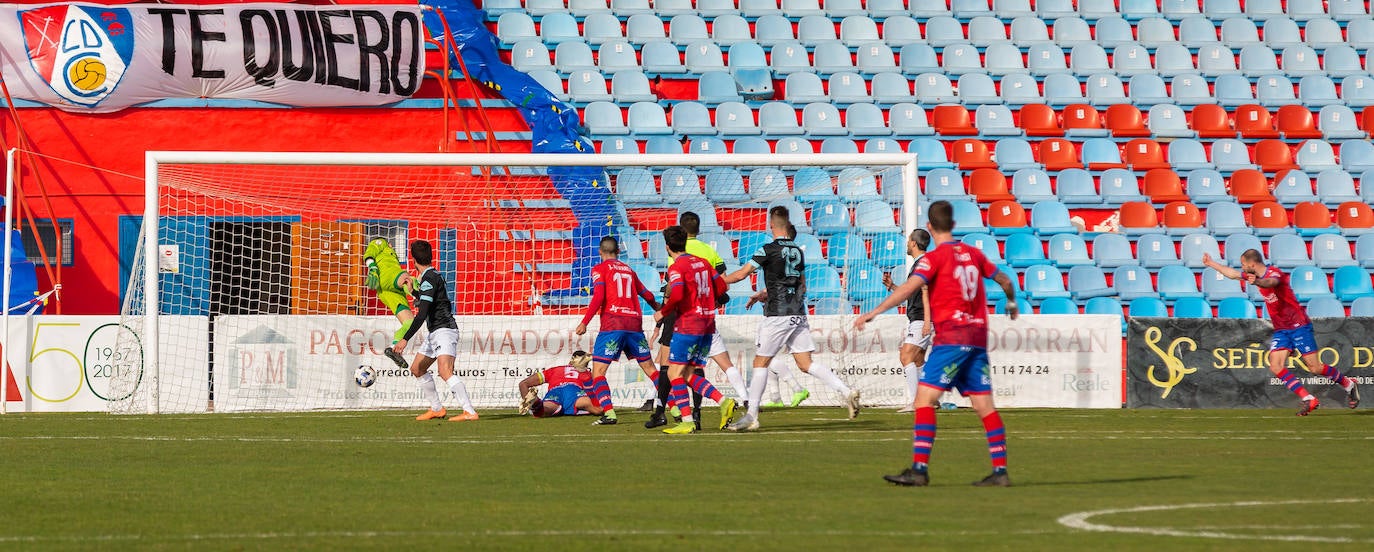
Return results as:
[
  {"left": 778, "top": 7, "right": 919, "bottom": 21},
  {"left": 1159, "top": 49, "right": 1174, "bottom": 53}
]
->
[{"left": 114, "top": 152, "right": 919, "bottom": 414}]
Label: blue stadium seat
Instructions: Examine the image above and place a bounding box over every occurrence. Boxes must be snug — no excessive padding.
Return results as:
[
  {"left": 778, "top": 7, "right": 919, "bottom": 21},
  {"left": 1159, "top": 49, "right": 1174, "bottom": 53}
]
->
[
  {"left": 885, "top": 103, "right": 931, "bottom": 137},
  {"left": 803, "top": 103, "right": 847, "bottom": 136},
  {"left": 804, "top": 264, "right": 843, "bottom": 299},
  {"left": 1102, "top": 168, "right": 1149, "bottom": 204},
  {"left": 871, "top": 232, "right": 906, "bottom": 268},
  {"left": 986, "top": 263, "right": 1021, "bottom": 301},
  {"left": 1030, "top": 201, "right": 1079, "bottom": 235},
  {"left": 1113, "top": 43, "right": 1154, "bottom": 76},
  {"left": 1172, "top": 297, "right": 1212, "bottom": 318},
  {"left": 856, "top": 44, "right": 898, "bottom": 74},
  {"left": 698, "top": 71, "right": 743, "bottom": 104},
  {"left": 837, "top": 168, "right": 883, "bottom": 203},
  {"left": 1148, "top": 104, "right": 1195, "bottom": 138},
  {"left": 1245, "top": 0, "right": 1284, "bottom": 19},
  {"left": 1354, "top": 296, "right": 1374, "bottom": 316},
  {"left": 705, "top": 168, "right": 749, "bottom": 204},
  {"left": 1291, "top": 265, "right": 1335, "bottom": 301},
  {"left": 785, "top": 0, "right": 826, "bottom": 18},
  {"left": 1211, "top": 139, "right": 1257, "bottom": 172},
  {"left": 1039, "top": 296, "right": 1080, "bottom": 314},
  {"left": 1180, "top": 16, "right": 1219, "bottom": 48},
  {"left": 1024, "top": 264, "right": 1072, "bottom": 300},
  {"left": 528, "top": 69, "right": 568, "bottom": 101},
  {"left": 1068, "top": 265, "right": 1115, "bottom": 299},
  {"left": 1000, "top": 74, "right": 1045, "bottom": 106},
  {"left": 855, "top": 200, "right": 899, "bottom": 234},
  {"left": 940, "top": 43, "right": 983, "bottom": 77},
  {"left": 1201, "top": 201, "right": 1250, "bottom": 238},
  {"left": 670, "top": 102, "right": 713, "bottom": 135},
  {"left": 1115, "top": 265, "right": 1157, "bottom": 300},
  {"left": 644, "top": 136, "right": 683, "bottom": 155},
  {"left": 1358, "top": 234, "right": 1374, "bottom": 269},
  {"left": 1044, "top": 73, "right": 1087, "bottom": 105},
  {"left": 1053, "top": 17, "right": 1094, "bottom": 47},
  {"left": 1204, "top": 0, "right": 1243, "bottom": 19},
  {"left": 711, "top": 102, "right": 756, "bottom": 136},
  {"left": 1092, "top": 74, "right": 1133, "bottom": 106},
  {"left": 1196, "top": 44, "right": 1240, "bottom": 77},
  {"left": 840, "top": 15, "right": 883, "bottom": 47},
  {"left": 975, "top": 105, "right": 1020, "bottom": 136},
  {"left": 821, "top": 137, "right": 859, "bottom": 155},
  {"left": 1048, "top": 233, "right": 1093, "bottom": 267},
  {"left": 828, "top": 73, "right": 870, "bottom": 105},
  {"left": 828, "top": 233, "right": 870, "bottom": 267},
  {"left": 995, "top": 296, "right": 1035, "bottom": 314},
  {"left": 963, "top": 232, "right": 1004, "bottom": 263},
  {"left": 951, "top": 200, "right": 988, "bottom": 236},
  {"left": 958, "top": 74, "right": 1001, "bottom": 105},
  {"left": 1136, "top": 233, "right": 1180, "bottom": 269},
  {"left": 1127, "top": 74, "right": 1170, "bottom": 106},
  {"left": 1312, "top": 234, "right": 1356, "bottom": 269},
  {"left": 872, "top": 72, "right": 914, "bottom": 104},
  {"left": 1137, "top": 17, "right": 1176, "bottom": 47},
  {"left": 1319, "top": 106, "right": 1368, "bottom": 141},
  {"left": 1299, "top": 75, "right": 1340, "bottom": 108},
  {"left": 584, "top": 101, "right": 628, "bottom": 135},
  {"left": 1262, "top": 17, "right": 1302, "bottom": 48},
  {"left": 1265, "top": 232, "right": 1308, "bottom": 268},
  {"left": 539, "top": 12, "right": 582, "bottom": 46},
  {"left": 881, "top": 16, "right": 923, "bottom": 46},
  {"left": 1183, "top": 170, "right": 1227, "bottom": 205},
  {"left": 1216, "top": 296, "right": 1257, "bottom": 318},
  {"left": 1315, "top": 169, "right": 1360, "bottom": 207},
  {"left": 660, "top": 167, "right": 702, "bottom": 203},
  {"left": 625, "top": 102, "right": 671, "bottom": 135},
  {"left": 1273, "top": 170, "right": 1316, "bottom": 206},
  {"left": 1095, "top": 16, "right": 1135, "bottom": 47},
  {"left": 1343, "top": 142, "right": 1374, "bottom": 175},
  {"left": 997, "top": 0, "right": 1037, "bottom": 18},
  {"left": 1129, "top": 296, "right": 1169, "bottom": 317},
  {"left": 1256, "top": 74, "right": 1297, "bottom": 107},
  {"left": 790, "top": 230, "right": 826, "bottom": 262},
  {"left": 596, "top": 40, "right": 639, "bottom": 74},
  {"left": 1172, "top": 74, "right": 1218, "bottom": 106},
  {"left": 1348, "top": 17, "right": 1374, "bottom": 46},
  {"left": 1279, "top": 45, "right": 1321, "bottom": 78},
  {"left": 1298, "top": 141, "right": 1340, "bottom": 173},
  {"left": 684, "top": 41, "right": 725, "bottom": 73},
  {"left": 1220, "top": 232, "right": 1262, "bottom": 267},
  {"left": 925, "top": 16, "right": 965, "bottom": 47},
  {"left": 511, "top": 40, "right": 553, "bottom": 72},
  {"left": 794, "top": 167, "right": 836, "bottom": 203},
  {"left": 901, "top": 45, "right": 942, "bottom": 75},
  {"left": 1332, "top": 0, "right": 1370, "bottom": 20},
  {"left": 1202, "top": 267, "right": 1248, "bottom": 301},
  {"left": 668, "top": 14, "right": 708, "bottom": 44},
  {"left": 747, "top": 168, "right": 789, "bottom": 203},
  {"left": 1070, "top": 44, "right": 1111, "bottom": 75},
  {"left": 774, "top": 137, "right": 814, "bottom": 154},
  {"left": 755, "top": 102, "right": 801, "bottom": 137},
  {"left": 953, "top": 0, "right": 994, "bottom": 18},
  {"left": 1305, "top": 17, "right": 1345, "bottom": 49},
  {"left": 1333, "top": 265, "right": 1374, "bottom": 301},
  {"left": 1012, "top": 16, "right": 1052, "bottom": 47},
  {"left": 740, "top": 0, "right": 783, "bottom": 19},
  {"left": 601, "top": 137, "right": 638, "bottom": 156},
  {"left": 1012, "top": 168, "right": 1056, "bottom": 203},
  {"left": 695, "top": 0, "right": 738, "bottom": 17},
  {"left": 585, "top": 13, "right": 624, "bottom": 46},
  {"left": 1049, "top": 169, "right": 1096, "bottom": 207},
  {"left": 571, "top": 0, "right": 612, "bottom": 17},
  {"left": 617, "top": 167, "right": 660, "bottom": 206},
  {"left": 612, "top": 72, "right": 657, "bottom": 103},
  {"left": 1220, "top": 17, "right": 1260, "bottom": 48},
  {"left": 1038, "top": 0, "right": 1079, "bottom": 20},
  {"left": 1005, "top": 233, "right": 1048, "bottom": 268},
  {"left": 1121, "top": 0, "right": 1160, "bottom": 19},
  {"left": 1306, "top": 296, "right": 1346, "bottom": 318},
  {"left": 497, "top": 12, "right": 537, "bottom": 46},
  {"left": 1026, "top": 43, "right": 1070, "bottom": 77},
  {"left": 1085, "top": 296, "right": 1127, "bottom": 333},
  {"left": 1320, "top": 46, "right": 1361, "bottom": 78},
  {"left": 733, "top": 137, "right": 771, "bottom": 155},
  {"left": 847, "top": 261, "right": 888, "bottom": 301},
  {"left": 767, "top": 41, "right": 810, "bottom": 75},
  {"left": 985, "top": 43, "right": 1028, "bottom": 76},
  {"left": 994, "top": 138, "right": 1041, "bottom": 171},
  {"left": 639, "top": 41, "right": 685, "bottom": 74},
  {"left": 1157, "top": 265, "right": 1204, "bottom": 301},
  {"left": 689, "top": 138, "right": 729, "bottom": 157},
  {"left": 909, "top": 137, "right": 955, "bottom": 170},
  {"left": 923, "top": 168, "right": 971, "bottom": 203},
  {"left": 814, "top": 42, "right": 857, "bottom": 75}
]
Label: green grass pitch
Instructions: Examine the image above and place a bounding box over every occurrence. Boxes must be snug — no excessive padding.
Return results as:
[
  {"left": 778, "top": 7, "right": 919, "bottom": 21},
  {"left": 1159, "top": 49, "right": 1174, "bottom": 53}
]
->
[{"left": 1, "top": 407, "right": 1371, "bottom": 550}]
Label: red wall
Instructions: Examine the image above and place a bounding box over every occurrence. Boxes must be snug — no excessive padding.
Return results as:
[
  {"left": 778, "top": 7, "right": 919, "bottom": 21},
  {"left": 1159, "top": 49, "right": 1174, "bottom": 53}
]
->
[{"left": 1, "top": 105, "right": 526, "bottom": 314}]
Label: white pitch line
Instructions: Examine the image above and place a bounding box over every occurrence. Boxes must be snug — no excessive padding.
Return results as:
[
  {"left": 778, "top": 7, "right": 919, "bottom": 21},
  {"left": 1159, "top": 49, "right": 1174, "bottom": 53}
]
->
[{"left": 1057, "top": 498, "right": 1374, "bottom": 543}]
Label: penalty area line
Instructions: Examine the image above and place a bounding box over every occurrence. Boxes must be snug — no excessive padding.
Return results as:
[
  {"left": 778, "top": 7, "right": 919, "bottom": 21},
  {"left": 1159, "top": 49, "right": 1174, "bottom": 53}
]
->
[
  {"left": 0, "top": 527, "right": 1057, "bottom": 543},
  {"left": 1057, "top": 498, "right": 1374, "bottom": 543}
]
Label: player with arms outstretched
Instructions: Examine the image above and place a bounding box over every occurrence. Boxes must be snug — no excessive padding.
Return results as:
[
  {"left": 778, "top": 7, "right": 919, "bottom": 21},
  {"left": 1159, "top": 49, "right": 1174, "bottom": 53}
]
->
[
  {"left": 655, "top": 225, "right": 738, "bottom": 434},
  {"left": 518, "top": 351, "right": 604, "bottom": 418},
  {"left": 724, "top": 206, "right": 861, "bottom": 431},
  {"left": 397, "top": 240, "right": 479, "bottom": 422},
  {"left": 575, "top": 236, "right": 662, "bottom": 425},
  {"left": 1202, "top": 251, "right": 1359, "bottom": 414},
  {"left": 364, "top": 237, "right": 415, "bottom": 369},
  {"left": 855, "top": 200, "right": 1018, "bottom": 487}
]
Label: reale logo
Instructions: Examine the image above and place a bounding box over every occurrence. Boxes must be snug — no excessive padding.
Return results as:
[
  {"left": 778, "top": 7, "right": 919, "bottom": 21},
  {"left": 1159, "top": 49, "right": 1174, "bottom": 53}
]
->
[{"left": 20, "top": 5, "right": 134, "bottom": 107}]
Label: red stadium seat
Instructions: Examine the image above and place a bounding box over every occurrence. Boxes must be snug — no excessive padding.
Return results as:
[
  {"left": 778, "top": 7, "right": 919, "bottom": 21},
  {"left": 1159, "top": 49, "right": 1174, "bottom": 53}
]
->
[
  {"left": 1337, "top": 201, "right": 1374, "bottom": 232},
  {"left": 1255, "top": 140, "right": 1299, "bottom": 172},
  {"left": 1294, "top": 201, "right": 1333, "bottom": 232},
  {"left": 1274, "top": 105, "right": 1323, "bottom": 139},
  {"left": 932, "top": 105, "right": 978, "bottom": 135},
  {"left": 1234, "top": 104, "right": 1280, "bottom": 139},
  {"left": 1037, "top": 138, "right": 1083, "bottom": 171},
  {"left": 1189, "top": 104, "right": 1236, "bottom": 139},
  {"left": 951, "top": 139, "right": 998, "bottom": 169},
  {"left": 1162, "top": 201, "right": 1204, "bottom": 231},
  {"left": 1362, "top": 106, "right": 1374, "bottom": 136},
  {"left": 1143, "top": 169, "right": 1190, "bottom": 203},
  {"left": 1249, "top": 201, "right": 1291, "bottom": 232},
  {"left": 1118, "top": 201, "right": 1160, "bottom": 232},
  {"left": 1062, "top": 104, "right": 1106, "bottom": 135},
  {"left": 1229, "top": 169, "right": 1276, "bottom": 203},
  {"left": 1104, "top": 104, "right": 1151, "bottom": 137},
  {"left": 969, "top": 168, "right": 1016, "bottom": 202},
  {"left": 1019, "top": 104, "right": 1064, "bottom": 136},
  {"left": 987, "top": 200, "right": 1029, "bottom": 231},
  {"left": 1124, "top": 138, "right": 1171, "bottom": 170}
]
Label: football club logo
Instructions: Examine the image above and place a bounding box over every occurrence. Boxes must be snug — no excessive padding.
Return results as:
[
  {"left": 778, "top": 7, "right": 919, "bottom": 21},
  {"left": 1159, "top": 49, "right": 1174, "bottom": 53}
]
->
[
  {"left": 20, "top": 5, "right": 134, "bottom": 108},
  {"left": 1143, "top": 326, "right": 1198, "bottom": 399}
]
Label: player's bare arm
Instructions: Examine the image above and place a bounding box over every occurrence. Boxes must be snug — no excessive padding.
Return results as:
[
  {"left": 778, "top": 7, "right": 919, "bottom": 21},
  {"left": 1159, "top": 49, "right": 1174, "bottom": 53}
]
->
[
  {"left": 723, "top": 263, "right": 755, "bottom": 285},
  {"left": 1201, "top": 253, "right": 1244, "bottom": 280},
  {"left": 994, "top": 272, "right": 1019, "bottom": 320}
]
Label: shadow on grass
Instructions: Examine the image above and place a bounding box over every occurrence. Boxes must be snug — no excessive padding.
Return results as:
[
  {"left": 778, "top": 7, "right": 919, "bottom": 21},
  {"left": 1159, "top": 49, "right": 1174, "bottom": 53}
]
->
[{"left": 1017, "top": 474, "right": 1193, "bottom": 487}]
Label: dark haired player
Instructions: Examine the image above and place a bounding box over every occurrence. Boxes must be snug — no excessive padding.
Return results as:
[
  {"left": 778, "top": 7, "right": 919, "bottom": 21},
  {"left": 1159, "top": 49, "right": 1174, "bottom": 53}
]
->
[
  {"left": 1202, "top": 251, "right": 1359, "bottom": 414},
  {"left": 518, "top": 351, "right": 604, "bottom": 418},
  {"left": 882, "top": 229, "right": 934, "bottom": 412},
  {"left": 397, "top": 240, "right": 479, "bottom": 422},
  {"left": 575, "top": 236, "right": 662, "bottom": 425},
  {"left": 856, "top": 201, "right": 1018, "bottom": 487},
  {"left": 655, "top": 225, "right": 737, "bottom": 434}
]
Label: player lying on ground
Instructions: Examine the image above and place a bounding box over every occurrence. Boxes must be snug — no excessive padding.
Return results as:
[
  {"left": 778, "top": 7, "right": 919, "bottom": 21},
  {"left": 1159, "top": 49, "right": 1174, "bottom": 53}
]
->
[
  {"left": 364, "top": 237, "right": 415, "bottom": 369},
  {"left": 518, "top": 351, "right": 605, "bottom": 418},
  {"left": 1202, "top": 251, "right": 1360, "bottom": 415},
  {"left": 576, "top": 236, "right": 662, "bottom": 425}
]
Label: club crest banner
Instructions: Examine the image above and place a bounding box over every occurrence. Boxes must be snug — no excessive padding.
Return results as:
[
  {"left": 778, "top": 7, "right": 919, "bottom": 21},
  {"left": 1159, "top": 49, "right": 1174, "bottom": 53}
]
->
[{"left": 0, "top": 2, "right": 425, "bottom": 112}]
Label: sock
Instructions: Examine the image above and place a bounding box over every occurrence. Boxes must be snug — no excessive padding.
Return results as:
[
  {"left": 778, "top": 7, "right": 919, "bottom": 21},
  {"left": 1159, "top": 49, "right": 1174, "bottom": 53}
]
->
[
  {"left": 912, "top": 406, "right": 936, "bottom": 472},
  {"left": 670, "top": 378, "right": 693, "bottom": 422},
  {"left": 766, "top": 371, "right": 784, "bottom": 403},
  {"left": 691, "top": 368, "right": 705, "bottom": 424},
  {"left": 903, "top": 362, "right": 919, "bottom": 403},
  {"left": 1318, "top": 364, "right": 1354, "bottom": 390},
  {"left": 647, "top": 369, "right": 661, "bottom": 402},
  {"left": 687, "top": 372, "right": 724, "bottom": 402},
  {"left": 655, "top": 367, "right": 671, "bottom": 414},
  {"left": 723, "top": 367, "right": 749, "bottom": 401},
  {"left": 591, "top": 375, "right": 615, "bottom": 417},
  {"left": 418, "top": 372, "right": 442, "bottom": 411},
  {"left": 773, "top": 365, "right": 804, "bottom": 392},
  {"left": 444, "top": 375, "right": 475, "bottom": 414},
  {"left": 805, "top": 362, "right": 852, "bottom": 395},
  {"left": 1276, "top": 368, "right": 1313, "bottom": 400},
  {"left": 981, "top": 410, "right": 1008, "bottom": 472},
  {"left": 747, "top": 367, "right": 769, "bottom": 417},
  {"left": 392, "top": 319, "right": 412, "bottom": 346}
]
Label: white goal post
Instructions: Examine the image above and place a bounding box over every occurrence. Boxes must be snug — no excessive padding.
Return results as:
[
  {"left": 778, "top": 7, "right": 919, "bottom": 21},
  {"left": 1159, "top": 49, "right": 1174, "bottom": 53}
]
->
[{"left": 120, "top": 151, "right": 919, "bottom": 414}]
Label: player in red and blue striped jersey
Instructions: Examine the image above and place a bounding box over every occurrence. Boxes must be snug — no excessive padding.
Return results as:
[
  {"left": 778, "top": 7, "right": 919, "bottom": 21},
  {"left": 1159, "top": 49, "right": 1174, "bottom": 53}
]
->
[
  {"left": 1203, "top": 251, "right": 1360, "bottom": 415},
  {"left": 654, "top": 225, "right": 737, "bottom": 435},
  {"left": 856, "top": 201, "right": 1018, "bottom": 488},
  {"left": 518, "top": 351, "right": 603, "bottom": 418},
  {"left": 575, "top": 236, "right": 662, "bottom": 426}
]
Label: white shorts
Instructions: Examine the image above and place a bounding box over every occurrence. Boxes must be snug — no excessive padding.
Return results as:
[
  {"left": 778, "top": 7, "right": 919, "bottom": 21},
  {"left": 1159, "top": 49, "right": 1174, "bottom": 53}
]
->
[
  {"left": 756, "top": 315, "right": 815, "bottom": 358},
  {"left": 709, "top": 331, "right": 728, "bottom": 358},
  {"left": 417, "top": 327, "right": 459, "bottom": 359},
  {"left": 902, "top": 320, "right": 933, "bottom": 349}
]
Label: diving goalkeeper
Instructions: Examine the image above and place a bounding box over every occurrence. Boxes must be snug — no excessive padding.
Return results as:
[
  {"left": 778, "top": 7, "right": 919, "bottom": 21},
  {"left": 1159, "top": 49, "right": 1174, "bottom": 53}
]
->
[{"left": 364, "top": 237, "right": 415, "bottom": 369}]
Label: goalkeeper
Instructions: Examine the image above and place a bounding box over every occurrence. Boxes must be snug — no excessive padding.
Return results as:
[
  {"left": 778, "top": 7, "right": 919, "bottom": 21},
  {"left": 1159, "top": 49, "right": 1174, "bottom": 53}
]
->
[{"left": 364, "top": 237, "right": 415, "bottom": 369}]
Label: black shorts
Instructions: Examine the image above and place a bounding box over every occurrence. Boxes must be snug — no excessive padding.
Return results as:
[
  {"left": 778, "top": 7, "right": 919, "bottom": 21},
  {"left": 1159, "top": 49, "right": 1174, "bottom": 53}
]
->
[{"left": 657, "top": 312, "right": 679, "bottom": 348}]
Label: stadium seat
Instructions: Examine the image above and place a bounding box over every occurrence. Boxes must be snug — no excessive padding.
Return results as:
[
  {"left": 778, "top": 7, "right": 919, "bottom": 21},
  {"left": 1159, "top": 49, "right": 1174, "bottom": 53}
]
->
[
  {"left": 869, "top": 232, "right": 905, "bottom": 268},
  {"left": 1162, "top": 140, "right": 1210, "bottom": 173},
  {"left": 711, "top": 102, "right": 756, "bottom": 137},
  {"left": 802, "top": 103, "right": 847, "bottom": 137},
  {"left": 625, "top": 102, "right": 671, "bottom": 136},
  {"left": 1127, "top": 295, "right": 1170, "bottom": 317},
  {"left": 1158, "top": 265, "right": 1205, "bottom": 301},
  {"left": 617, "top": 167, "right": 661, "bottom": 206},
  {"left": 881, "top": 16, "right": 922, "bottom": 46},
  {"left": 925, "top": 16, "right": 965, "bottom": 47},
  {"left": 908, "top": 137, "right": 955, "bottom": 170},
  {"left": 1171, "top": 297, "right": 1212, "bottom": 318},
  {"left": 975, "top": 105, "right": 1021, "bottom": 136},
  {"left": 1227, "top": 170, "right": 1274, "bottom": 204},
  {"left": 1211, "top": 74, "right": 1256, "bottom": 107},
  {"left": 855, "top": 44, "right": 898, "bottom": 75},
  {"left": 511, "top": 40, "right": 553, "bottom": 72},
  {"left": 585, "top": 13, "right": 625, "bottom": 46},
  {"left": 933, "top": 105, "right": 978, "bottom": 136},
  {"left": 803, "top": 265, "right": 843, "bottom": 300},
  {"left": 871, "top": 72, "right": 915, "bottom": 104},
  {"left": 899, "top": 45, "right": 941, "bottom": 76},
  {"left": 994, "top": 296, "right": 1035, "bottom": 315},
  {"left": 1234, "top": 105, "right": 1280, "bottom": 139},
  {"left": 828, "top": 233, "right": 870, "bottom": 267},
  {"left": 1200, "top": 201, "right": 1252, "bottom": 238},
  {"left": 1049, "top": 233, "right": 1093, "bottom": 267},
  {"left": 1187, "top": 104, "right": 1234, "bottom": 139},
  {"left": 988, "top": 200, "right": 1033, "bottom": 236},
  {"left": 1093, "top": 233, "right": 1137, "bottom": 268},
  {"left": 1255, "top": 75, "right": 1297, "bottom": 107},
  {"left": 951, "top": 200, "right": 988, "bottom": 236},
  {"left": 1149, "top": 104, "right": 1196, "bottom": 138},
  {"left": 1305, "top": 296, "right": 1346, "bottom": 318},
  {"left": 1130, "top": 74, "right": 1173, "bottom": 107},
  {"left": 1238, "top": 45, "right": 1280, "bottom": 77},
  {"left": 784, "top": 73, "right": 827, "bottom": 104},
  {"left": 1070, "top": 44, "right": 1111, "bottom": 76},
  {"left": 914, "top": 73, "right": 958, "bottom": 104},
  {"left": 1152, "top": 44, "right": 1196, "bottom": 78},
  {"left": 1273, "top": 170, "right": 1318, "bottom": 206},
  {"left": 1289, "top": 266, "right": 1335, "bottom": 302},
  {"left": 601, "top": 137, "right": 640, "bottom": 156},
  {"left": 1298, "top": 76, "right": 1341, "bottom": 108},
  {"left": 705, "top": 168, "right": 750, "bottom": 204},
  {"left": 1313, "top": 171, "right": 1360, "bottom": 208},
  {"left": 668, "top": 14, "right": 708, "bottom": 44},
  {"left": 1317, "top": 106, "right": 1367, "bottom": 141},
  {"left": 1024, "top": 264, "right": 1072, "bottom": 301},
  {"left": 1144, "top": 169, "right": 1190, "bottom": 203},
  {"left": 924, "top": 168, "right": 972, "bottom": 203},
  {"left": 952, "top": 139, "right": 997, "bottom": 170},
  {"left": 1085, "top": 296, "right": 1127, "bottom": 333},
  {"left": 597, "top": 41, "right": 642, "bottom": 74},
  {"left": 968, "top": 169, "right": 1016, "bottom": 203},
  {"left": 1279, "top": 45, "right": 1322, "bottom": 78},
  {"left": 683, "top": 41, "right": 725, "bottom": 74},
  {"left": 1038, "top": 296, "right": 1080, "bottom": 314},
  {"left": 1124, "top": 139, "right": 1170, "bottom": 171},
  {"left": 746, "top": 168, "right": 789, "bottom": 203},
  {"left": 497, "top": 12, "right": 537, "bottom": 47},
  {"left": 1294, "top": 201, "right": 1334, "bottom": 237},
  {"left": 840, "top": 15, "right": 882, "bottom": 47},
  {"left": 1116, "top": 266, "right": 1158, "bottom": 301},
  {"left": 1179, "top": 233, "right": 1222, "bottom": 269},
  {"left": 1019, "top": 105, "right": 1064, "bottom": 137},
  {"left": 1044, "top": 73, "right": 1087, "bottom": 106},
  {"left": 1012, "top": 168, "right": 1056, "bottom": 203},
  {"left": 1212, "top": 139, "right": 1257, "bottom": 172},
  {"left": 1334, "top": 265, "right": 1374, "bottom": 301},
  {"left": 1119, "top": 201, "right": 1161, "bottom": 235},
  {"left": 1062, "top": 104, "right": 1110, "bottom": 137},
  {"left": 1095, "top": 15, "right": 1135, "bottom": 47},
  {"left": 1245, "top": 200, "right": 1290, "bottom": 236},
  {"left": 1273, "top": 106, "right": 1322, "bottom": 140},
  {"left": 883, "top": 104, "right": 931, "bottom": 138},
  {"left": 1175, "top": 14, "right": 1218, "bottom": 47},
  {"left": 1297, "top": 141, "right": 1340, "bottom": 173},
  {"left": 963, "top": 232, "right": 1004, "bottom": 264},
  {"left": 961, "top": 74, "right": 1003, "bottom": 106},
  {"left": 969, "top": 16, "right": 1010, "bottom": 47},
  {"left": 1136, "top": 17, "right": 1175, "bottom": 47},
  {"left": 855, "top": 200, "right": 899, "bottom": 234},
  {"left": 671, "top": 102, "right": 714, "bottom": 135},
  {"left": 843, "top": 103, "right": 889, "bottom": 137},
  {"left": 1113, "top": 43, "right": 1155, "bottom": 76},
  {"left": 1087, "top": 74, "right": 1130, "bottom": 106},
  {"left": 775, "top": 136, "right": 814, "bottom": 154},
  {"left": 1306, "top": 17, "right": 1346, "bottom": 49},
  {"left": 1221, "top": 232, "right": 1262, "bottom": 266},
  {"left": 1263, "top": 232, "right": 1307, "bottom": 269},
  {"left": 584, "top": 101, "right": 628, "bottom": 136},
  {"left": 1038, "top": 139, "right": 1083, "bottom": 171},
  {"left": 754, "top": 103, "right": 800, "bottom": 137},
  {"left": 1159, "top": 200, "right": 1203, "bottom": 234},
  {"left": 994, "top": 138, "right": 1040, "bottom": 172},
  {"left": 1336, "top": 201, "right": 1374, "bottom": 236},
  {"left": 1170, "top": 74, "right": 1216, "bottom": 106},
  {"left": 644, "top": 136, "right": 684, "bottom": 155},
  {"left": 793, "top": 167, "right": 836, "bottom": 203},
  {"left": 1015, "top": 18, "right": 1054, "bottom": 48},
  {"left": 1037, "top": 0, "right": 1078, "bottom": 19},
  {"left": 1352, "top": 296, "right": 1374, "bottom": 316},
  {"left": 1344, "top": 140, "right": 1374, "bottom": 173},
  {"left": 953, "top": 0, "right": 994, "bottom": 18},
  {"left": 1055, "top": 169, "right": 1101, "bottom": 207},
  {"left": 1204, "top": 268, "right": 1249, "bottom": 302},
  {"left": 612, "top": 72, "right": 657, "bottom": 103},
  {"left": 1005, "top": 233, "right": 1048, "bottom": 268},
  {"left": 529, "top": 69, "right": 568, "bottom": 102},
  {"left": 660, "top": 168, "right": 703, "bottom": 204},
  {"left": 1357, "top": 234, "right": 1374, "bottom": 269},
  {"left": 1311, "top": 233, "right": 1356, "bottom": 269},
  {"left": 640, "top": 41, "right": 686, "bottom": 74},
  {"left": 1137, "top": 233, "right": 1180, "bottom": 268},
  {"left": 618, "top": 0, "right": 656, "bottom": 16},
  {"left": 1104, "top": 105, "right": 1152, "bottom": 137},
  {"left": 1187, "top": 168, "right": 1231, "bottom": 203},
  {"left": 1068, "top": 265, "right": 1114, "bottom": 300},
  {"left": 836, "top": 168, "right": 882, "bottom": 204},
  {"left": 813, "top": 42, "right": 857, "bottom": 75}
]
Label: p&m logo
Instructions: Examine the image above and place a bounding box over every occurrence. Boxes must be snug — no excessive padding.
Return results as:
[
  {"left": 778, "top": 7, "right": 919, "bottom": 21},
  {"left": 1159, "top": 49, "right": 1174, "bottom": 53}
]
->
[
  {"left": 1144, "top": 326, "right": 1198, "bottom": 399},
  {"left": 20, "top": 5, "right": 134, "bottom": 108}
]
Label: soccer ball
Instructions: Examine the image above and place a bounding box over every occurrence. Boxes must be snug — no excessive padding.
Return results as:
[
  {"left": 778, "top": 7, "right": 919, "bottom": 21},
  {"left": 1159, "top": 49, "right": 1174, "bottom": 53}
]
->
[{"left": 355, "top": 365, "right": 377, "bottom": 388}]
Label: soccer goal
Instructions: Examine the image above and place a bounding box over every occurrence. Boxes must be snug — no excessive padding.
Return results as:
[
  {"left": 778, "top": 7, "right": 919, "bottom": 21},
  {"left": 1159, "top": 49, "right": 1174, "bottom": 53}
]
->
[{"left": 114, "top": 151, "right": 919, "bottom": 414}]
